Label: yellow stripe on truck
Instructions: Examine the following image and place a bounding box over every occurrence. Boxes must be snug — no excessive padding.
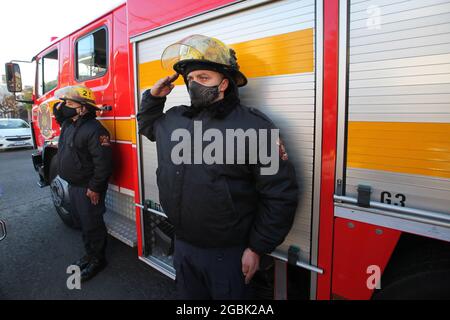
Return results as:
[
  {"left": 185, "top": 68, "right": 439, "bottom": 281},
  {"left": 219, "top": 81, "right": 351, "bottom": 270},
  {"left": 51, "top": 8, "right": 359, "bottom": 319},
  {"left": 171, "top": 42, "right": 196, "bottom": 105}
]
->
[
  {"left": 230, "top": 28, "right": 314, "bottom": 78},
  {"left": 98, "top": 119, "right": 136, "bottom": 144},
  {"left": 138, "top": 29, "right": 314, "bottom": 91},
  {"left": 347, "top": 122, "right": 450, "bottom": 179},
  {"left": 115, "top": 119, "right": 136, "bottom": 144}
]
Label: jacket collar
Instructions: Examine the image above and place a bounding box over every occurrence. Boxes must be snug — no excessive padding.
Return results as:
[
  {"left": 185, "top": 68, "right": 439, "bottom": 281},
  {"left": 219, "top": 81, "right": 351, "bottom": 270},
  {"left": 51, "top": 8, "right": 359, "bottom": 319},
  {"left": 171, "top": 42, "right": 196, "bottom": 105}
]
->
[{"left": 73, "top": 111, "right": 96, "bottom": 127}]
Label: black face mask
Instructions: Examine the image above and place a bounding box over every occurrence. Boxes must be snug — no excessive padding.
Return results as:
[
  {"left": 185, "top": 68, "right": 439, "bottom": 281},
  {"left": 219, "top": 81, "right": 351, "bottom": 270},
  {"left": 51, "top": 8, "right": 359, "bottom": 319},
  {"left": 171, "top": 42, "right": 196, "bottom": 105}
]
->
[
  {"left": 188, "top": 80, "right": 222, "bottom": 108},
  {"left": 61, "top": 105, "right": 79, "bottom": 118}
]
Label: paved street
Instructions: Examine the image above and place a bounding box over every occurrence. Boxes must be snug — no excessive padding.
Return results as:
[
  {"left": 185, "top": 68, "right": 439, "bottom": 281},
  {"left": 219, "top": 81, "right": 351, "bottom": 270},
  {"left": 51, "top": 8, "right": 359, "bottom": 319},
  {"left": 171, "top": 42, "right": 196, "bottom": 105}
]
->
[{"left": 0, "top": 148, "right": 177, "bottom": 300}]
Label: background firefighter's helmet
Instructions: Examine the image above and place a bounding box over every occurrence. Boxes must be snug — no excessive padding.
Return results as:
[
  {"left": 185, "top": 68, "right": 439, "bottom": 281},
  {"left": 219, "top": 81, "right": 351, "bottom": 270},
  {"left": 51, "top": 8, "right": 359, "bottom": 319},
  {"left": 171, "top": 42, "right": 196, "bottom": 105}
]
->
[
  {"left": 54, "top": 85, "right": 98, "bottom": 108},
  {"left": 161, "top": 34, "right": 248, "bottom": 87}
]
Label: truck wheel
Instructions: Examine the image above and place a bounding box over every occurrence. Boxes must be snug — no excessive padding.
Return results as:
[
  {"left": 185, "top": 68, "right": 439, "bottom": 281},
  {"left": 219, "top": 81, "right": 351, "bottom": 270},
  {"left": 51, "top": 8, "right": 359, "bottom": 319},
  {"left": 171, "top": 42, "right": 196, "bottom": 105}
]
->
[
  {"left": 373, "top": 242, "right": 450, "bottom": 299},
  {"left": 49, "top": 155, "right": 79, "bottom": 229}
]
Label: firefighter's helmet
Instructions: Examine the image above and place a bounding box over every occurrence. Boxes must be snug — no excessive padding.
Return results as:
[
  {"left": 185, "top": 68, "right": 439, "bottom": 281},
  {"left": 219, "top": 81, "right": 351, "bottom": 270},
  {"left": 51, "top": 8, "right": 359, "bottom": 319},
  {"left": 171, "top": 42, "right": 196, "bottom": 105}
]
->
[
  {"left": 161, "top": 34, "right": 247, "bottom": 87},
  {"left": 54, "top": 85, "right": 98, "bottom": 108}
]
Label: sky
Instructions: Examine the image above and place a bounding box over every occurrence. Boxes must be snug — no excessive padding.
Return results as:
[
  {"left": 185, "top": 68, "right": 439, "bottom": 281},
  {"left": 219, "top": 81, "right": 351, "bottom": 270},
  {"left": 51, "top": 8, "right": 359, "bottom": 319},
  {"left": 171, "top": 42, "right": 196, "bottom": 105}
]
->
[{"left": 0, "top": 0, "right": 125, "bottom": 86}]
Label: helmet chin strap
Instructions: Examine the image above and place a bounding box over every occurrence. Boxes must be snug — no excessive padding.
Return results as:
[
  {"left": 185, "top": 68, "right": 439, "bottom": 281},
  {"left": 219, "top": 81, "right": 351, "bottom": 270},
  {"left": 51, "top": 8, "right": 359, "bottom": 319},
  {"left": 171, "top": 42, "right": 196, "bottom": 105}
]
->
[{"left": 71, "top": 105, "right": 90, "bottom": 121}]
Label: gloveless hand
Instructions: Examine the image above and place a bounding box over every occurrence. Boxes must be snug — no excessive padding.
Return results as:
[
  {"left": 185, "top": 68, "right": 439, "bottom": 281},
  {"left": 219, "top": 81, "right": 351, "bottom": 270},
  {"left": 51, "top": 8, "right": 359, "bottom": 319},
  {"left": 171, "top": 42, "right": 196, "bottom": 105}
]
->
[
  {"left": 55, "top": 101, "right": 65, "bottom": 110},
  {"left": 241, "top": 248, "right": 260, "bottom": 284},
  {"left": 150, "top": 73, "right": 179, "bottom": 98},
  {"left": 86, "top": 188, "right": 100, "bottom": 205}
]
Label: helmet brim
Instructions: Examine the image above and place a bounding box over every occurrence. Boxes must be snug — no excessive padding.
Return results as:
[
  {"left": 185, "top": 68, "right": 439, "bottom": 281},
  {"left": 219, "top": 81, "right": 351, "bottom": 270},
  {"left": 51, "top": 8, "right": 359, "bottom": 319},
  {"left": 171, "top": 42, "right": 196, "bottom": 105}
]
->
[
  {"left": 62, "top": 98, "right": 99, "bottom": 109},
  {"left": 174, "top": 60, "right": 247, "bottom": 87}
]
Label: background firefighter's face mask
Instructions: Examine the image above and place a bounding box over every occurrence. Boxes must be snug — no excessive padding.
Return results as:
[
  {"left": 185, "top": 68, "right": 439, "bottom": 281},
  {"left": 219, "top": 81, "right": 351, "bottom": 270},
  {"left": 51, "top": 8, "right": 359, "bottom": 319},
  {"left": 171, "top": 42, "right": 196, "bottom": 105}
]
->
[
  {"left": 188, "top": 80, "right": 223, "bottom": 108},
  {"left": 61, "top": 105, "right": 79, "bottom": 118}
]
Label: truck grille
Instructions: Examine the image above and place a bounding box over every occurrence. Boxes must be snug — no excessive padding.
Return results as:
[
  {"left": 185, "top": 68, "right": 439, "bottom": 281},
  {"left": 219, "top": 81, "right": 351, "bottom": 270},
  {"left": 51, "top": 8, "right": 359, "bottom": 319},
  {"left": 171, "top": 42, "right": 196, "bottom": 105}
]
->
[{"left": 6, "top": 136, "right": 31, "bottom": 142}]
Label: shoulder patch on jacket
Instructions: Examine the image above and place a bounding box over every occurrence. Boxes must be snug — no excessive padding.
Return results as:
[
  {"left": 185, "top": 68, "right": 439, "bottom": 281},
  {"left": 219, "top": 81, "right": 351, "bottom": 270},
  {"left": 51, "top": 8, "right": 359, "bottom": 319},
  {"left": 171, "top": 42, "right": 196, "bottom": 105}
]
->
[
  {"left": 277, "top": 137, "right": 289, "bottom": 161},
  {"left": 99, "top": 135, "right": 111, "bottom": 147}
]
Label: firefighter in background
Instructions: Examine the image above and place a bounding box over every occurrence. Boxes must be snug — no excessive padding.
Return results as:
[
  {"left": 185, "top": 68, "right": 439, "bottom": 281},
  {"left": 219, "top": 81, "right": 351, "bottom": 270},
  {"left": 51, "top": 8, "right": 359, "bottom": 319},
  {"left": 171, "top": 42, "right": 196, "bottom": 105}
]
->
[
  {"left": 138, "top": 35, "right": 299, "bottom": 299},
  {"left": 53, "top": 85, "right": 113, "bottom": 282}
]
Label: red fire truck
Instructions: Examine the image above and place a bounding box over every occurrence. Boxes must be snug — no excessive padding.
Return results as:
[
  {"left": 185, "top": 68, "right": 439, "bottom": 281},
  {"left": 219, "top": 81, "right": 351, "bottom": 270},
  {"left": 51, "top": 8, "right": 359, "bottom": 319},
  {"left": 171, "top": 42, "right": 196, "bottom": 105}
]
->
[{"left": 5, "top": 0, "right": 450, "bottom": 299}]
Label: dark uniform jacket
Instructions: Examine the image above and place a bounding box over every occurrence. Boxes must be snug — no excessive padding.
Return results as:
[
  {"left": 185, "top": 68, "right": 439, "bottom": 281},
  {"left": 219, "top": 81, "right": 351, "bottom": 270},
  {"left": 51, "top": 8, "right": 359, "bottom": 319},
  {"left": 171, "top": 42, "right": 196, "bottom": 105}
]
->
[
  {"left": 137, "top": 89, "right": 299, "bottom": 255},
  {"left": 54, "top": 106, "right": 113, "bottom": 193}
]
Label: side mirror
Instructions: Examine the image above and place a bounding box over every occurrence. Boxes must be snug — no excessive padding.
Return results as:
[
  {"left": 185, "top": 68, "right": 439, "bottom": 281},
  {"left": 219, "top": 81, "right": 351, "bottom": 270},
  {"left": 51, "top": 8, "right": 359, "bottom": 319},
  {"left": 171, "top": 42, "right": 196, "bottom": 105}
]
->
[{"left": 5, "top": 62, "right": 23, "bottom": 93}]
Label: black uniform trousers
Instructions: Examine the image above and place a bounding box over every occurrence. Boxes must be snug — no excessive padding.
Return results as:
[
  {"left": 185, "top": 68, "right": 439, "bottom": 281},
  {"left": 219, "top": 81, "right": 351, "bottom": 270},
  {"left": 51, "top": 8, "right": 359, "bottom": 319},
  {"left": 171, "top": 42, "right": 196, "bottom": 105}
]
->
[
  {"left": 174, "top": 239, "right": 252, "bottom": 300},
  {"left": 68, "top": 185, "right": 107, "bottom": 260}
]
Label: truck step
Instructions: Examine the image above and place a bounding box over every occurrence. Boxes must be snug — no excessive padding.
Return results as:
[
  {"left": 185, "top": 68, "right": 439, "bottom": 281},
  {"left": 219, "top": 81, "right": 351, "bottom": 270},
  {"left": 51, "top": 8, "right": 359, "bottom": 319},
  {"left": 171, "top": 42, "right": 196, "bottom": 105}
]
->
[{"left": 104, "top": 211, "right": 137, "bottom": 248}]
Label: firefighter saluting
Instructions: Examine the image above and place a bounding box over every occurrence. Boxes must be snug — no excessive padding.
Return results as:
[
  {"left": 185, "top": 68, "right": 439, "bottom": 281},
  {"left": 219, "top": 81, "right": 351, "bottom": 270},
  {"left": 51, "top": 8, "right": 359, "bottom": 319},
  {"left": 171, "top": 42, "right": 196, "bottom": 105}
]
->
[
  {"left": 138, "top": 35, "right": 299, "bottom": 299},
  {"left": 53, "top": 85, "right": 113, "bottom": 282}
]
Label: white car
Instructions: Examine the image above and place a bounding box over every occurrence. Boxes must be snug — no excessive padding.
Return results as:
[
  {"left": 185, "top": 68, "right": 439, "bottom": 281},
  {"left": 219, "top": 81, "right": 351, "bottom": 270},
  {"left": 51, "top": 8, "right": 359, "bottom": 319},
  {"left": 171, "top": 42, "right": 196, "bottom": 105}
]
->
[{"left": 0, "top": 118, "right": 33, "bottom": 150}]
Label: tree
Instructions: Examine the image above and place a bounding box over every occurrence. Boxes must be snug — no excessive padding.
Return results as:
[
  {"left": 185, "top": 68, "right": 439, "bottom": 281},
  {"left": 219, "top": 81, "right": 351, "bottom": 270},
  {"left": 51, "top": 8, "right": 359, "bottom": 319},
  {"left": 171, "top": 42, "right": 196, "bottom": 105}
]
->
[
  {"left": 0, "top": 85, "right": 17, "bottom": 118},
  {"left": 0, "top": 85, "right": 33, "bottom": 121},
  {"left": 18, "top": 86, "right": 33, "bottom": 122}
]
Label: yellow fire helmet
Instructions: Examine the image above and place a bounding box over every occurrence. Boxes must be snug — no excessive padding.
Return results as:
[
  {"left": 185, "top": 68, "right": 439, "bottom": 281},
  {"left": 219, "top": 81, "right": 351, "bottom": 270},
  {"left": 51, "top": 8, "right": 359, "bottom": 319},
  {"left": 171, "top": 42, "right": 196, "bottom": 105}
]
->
[
  {"left": 54, "top": 85, "right": 98, "bottom": 108},
  {"left": 161, "top": 34, "right": 248, "bottom": 87}
]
